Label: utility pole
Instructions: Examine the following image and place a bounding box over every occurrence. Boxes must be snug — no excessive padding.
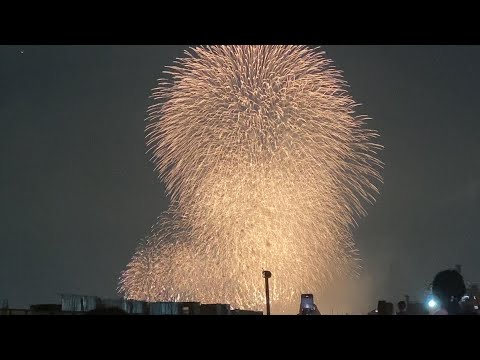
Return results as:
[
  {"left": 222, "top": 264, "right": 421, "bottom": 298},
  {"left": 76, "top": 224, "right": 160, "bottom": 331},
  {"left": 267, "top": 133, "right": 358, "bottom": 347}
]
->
[{"left": 262, "top": 270, "right": 272, "bottom": 315}]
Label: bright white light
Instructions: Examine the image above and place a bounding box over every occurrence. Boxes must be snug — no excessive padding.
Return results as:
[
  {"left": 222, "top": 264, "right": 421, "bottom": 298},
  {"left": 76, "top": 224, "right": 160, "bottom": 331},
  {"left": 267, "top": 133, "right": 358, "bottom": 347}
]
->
[
  {"left": 474, "top": 305, "right": 478, "bottom": 310},
  {"left": 428, "top": 299, "right": 437, "bottom": 308}
]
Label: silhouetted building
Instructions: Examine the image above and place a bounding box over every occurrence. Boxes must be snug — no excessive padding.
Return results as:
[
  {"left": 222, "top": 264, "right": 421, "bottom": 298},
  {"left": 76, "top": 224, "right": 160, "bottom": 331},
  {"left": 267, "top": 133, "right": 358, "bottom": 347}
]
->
[
  {"left": 60, "top": 294, "right": 101, "bottom": 312},
  {"left": 149, "top": 301, "right": 201, "bottom": 315},
  {"left": 58, "top": 293, "right": 260, "bottom": 315},
  {"left": 86, "top": 307, "right": 128, "bottom": 315},
  {"left": 1, "top": 303, "right": 80, "bottom": 315},
  {"left": 30, "top": 304, "right": 62, "bottom": 314},
  {"left": 199, "top": 303, "right": 231, "bottom": 315},
  {"left": 231, "top": 309, "right": 263, "bottom": 315}
]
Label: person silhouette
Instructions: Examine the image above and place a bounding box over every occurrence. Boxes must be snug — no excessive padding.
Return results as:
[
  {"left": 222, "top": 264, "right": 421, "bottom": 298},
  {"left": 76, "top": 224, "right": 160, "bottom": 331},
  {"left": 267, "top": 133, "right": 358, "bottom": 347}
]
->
[
  {"left": 397, "top": 301, "right": 407, "bottom": 315},
  {"left": 431, "top": 269, "right": 466, "bottom": 315}
]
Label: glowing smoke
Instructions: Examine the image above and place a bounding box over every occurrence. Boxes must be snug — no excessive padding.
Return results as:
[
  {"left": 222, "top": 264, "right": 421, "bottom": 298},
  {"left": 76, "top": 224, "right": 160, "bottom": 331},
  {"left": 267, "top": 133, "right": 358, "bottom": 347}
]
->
[{"left": 119, "top": 45, "right": 382, "bottom": 313}]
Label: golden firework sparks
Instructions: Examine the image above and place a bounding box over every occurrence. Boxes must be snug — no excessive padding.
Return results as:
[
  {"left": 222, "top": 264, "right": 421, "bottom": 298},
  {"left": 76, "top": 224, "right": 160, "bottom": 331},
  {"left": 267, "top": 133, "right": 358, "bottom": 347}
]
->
[{"left": 119, "top": 46, "right": 382, "bottom": 313}]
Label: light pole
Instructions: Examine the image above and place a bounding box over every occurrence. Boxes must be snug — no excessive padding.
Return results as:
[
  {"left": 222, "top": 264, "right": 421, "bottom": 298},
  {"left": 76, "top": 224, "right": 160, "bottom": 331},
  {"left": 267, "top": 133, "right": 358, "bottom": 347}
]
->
[{"left": 262, "top": 270, "right": 272, "bottom": 315}]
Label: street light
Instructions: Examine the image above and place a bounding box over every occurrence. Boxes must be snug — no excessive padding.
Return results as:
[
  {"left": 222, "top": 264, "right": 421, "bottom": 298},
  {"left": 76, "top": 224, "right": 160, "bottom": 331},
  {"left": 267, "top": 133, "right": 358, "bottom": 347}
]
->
[{"left": 262, "top": 270, "right": 272, "bottom": 315}]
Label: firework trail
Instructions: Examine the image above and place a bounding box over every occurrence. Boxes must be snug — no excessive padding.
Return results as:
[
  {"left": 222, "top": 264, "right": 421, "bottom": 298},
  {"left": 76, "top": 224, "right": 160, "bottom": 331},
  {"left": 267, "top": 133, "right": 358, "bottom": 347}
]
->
[{"left": 119, "top": 46, "right": 382, "bottom": 313}]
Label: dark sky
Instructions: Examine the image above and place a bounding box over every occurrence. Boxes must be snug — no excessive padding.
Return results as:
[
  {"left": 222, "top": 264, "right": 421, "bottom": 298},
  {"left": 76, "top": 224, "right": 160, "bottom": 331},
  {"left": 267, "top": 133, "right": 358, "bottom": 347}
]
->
[{"left": 1, "top": 45, "right": 479, "bottom": 312}]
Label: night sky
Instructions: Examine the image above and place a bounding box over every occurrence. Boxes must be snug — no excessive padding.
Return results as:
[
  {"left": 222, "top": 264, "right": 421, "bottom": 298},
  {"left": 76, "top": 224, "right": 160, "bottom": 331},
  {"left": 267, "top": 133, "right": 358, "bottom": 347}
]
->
[{"left": 1, "top": 45, "right": 479, "bottom": 312}]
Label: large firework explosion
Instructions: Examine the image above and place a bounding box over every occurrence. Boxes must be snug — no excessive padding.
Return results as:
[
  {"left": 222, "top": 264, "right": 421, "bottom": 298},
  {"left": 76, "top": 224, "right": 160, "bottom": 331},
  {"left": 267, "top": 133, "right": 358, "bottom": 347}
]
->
[{"left": 119, "top": 46, "right": 382, "bottom": 313}]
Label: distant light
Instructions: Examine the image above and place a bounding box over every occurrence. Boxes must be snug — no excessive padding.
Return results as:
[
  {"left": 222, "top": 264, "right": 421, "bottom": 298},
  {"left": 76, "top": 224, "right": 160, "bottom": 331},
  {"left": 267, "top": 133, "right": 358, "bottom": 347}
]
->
[
  {"left": 374, "top": 309, "right": 378, "bottom": 313},
  {"left": 428, "top": 299, "right": 437, "bottom": 308},
  {"left": 475, "top": 306, "right": 478, "bottom": 310}
]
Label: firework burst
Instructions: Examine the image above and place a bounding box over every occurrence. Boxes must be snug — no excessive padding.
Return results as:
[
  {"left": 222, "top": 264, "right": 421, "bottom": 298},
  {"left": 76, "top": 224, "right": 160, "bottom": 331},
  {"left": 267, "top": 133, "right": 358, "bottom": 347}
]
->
[{"left": 119, "top": 45, "right": 382, "bottom": 313}]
